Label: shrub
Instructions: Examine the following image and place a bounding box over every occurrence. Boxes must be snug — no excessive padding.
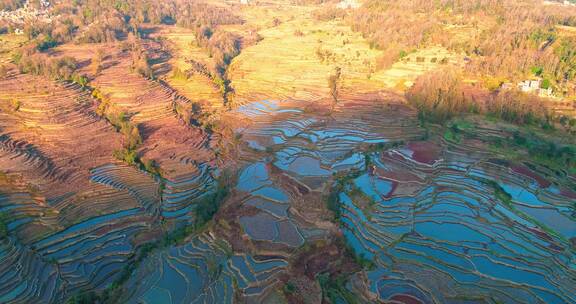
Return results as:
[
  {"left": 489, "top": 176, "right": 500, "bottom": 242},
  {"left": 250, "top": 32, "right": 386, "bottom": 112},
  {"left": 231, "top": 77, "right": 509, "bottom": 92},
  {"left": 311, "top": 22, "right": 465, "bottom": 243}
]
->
[
  {"left": 91, "top": 49, "right": 106, "bottom": 75},
  {"left": 113, "top": 148, "right": 138, "bottom": 165},
  {"left": 531, "top": 66, "right": 543, "bottom": 76},
  {"left": 0, "top": 64, "right": 8, "bottom": 79},
  {"left": 130, "top": 44, "right": 154, "bottom": 79},
  {"left": 71, "top": 73, "right": 89, "bottom": 87},
  {"left": 9, "top": 99, "right": 20, "bottom": 112},
  {"left": 328, "top": 67, "right": 341, "bottom": 103},
  {"left": 0, "top": 212, "right": 8, "bottom": 239},
  {"left": 36, "top": 35, "right": 58, "bottom": 51},
  {"left": 193, "top": 170, "right": 233, "bottom": 229}
]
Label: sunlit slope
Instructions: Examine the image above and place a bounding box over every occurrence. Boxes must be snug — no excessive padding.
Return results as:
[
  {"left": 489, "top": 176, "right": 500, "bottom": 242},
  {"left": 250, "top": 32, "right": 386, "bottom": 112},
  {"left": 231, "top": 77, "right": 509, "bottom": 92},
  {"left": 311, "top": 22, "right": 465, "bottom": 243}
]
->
[
  {"left": 228, "top": 4, "right": 463, "bottom": 104},
  {"left": 155, "top": 25, "right": 224, "bottom": 111}
]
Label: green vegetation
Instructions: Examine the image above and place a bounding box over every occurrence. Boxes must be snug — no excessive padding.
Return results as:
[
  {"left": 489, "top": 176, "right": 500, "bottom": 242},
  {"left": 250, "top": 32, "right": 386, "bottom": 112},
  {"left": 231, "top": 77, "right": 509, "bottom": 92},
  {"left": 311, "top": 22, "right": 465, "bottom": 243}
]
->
[
  {"left": 483, "top": 180, "right": 513, "bottom": 208},
  {"left": 558, "top": 115, "right": 576, "bottom": 134},
  {"left": 317, "top": 272, "right": 358, "bottom": 304},
  {"left": 507, "top": 131, "right": 575, "bottom": 174},
  {"left": 531, "top": 66, "right": 544, "bottom": 77},
  {"left": 0, "top": 212, "right": 9, "bottom": 240},
  {"left": 13, "top": 53, "right": 89, "bottom": 87},
  {"left": 92, "top": 89, "right": 146, "bottom": 168},
  {"left": 343, "top": 240, "right": 375, "bottom": 271},
  {"left": 541, "top": 78, "right": 551, "bottom": 89},
  {"left": 113, "top": 148, "right": 139, "bottom": 165},
  {"left": 193, "top": 170, "right": 233, "bottom": 229},
  {"left": 36, "top": 35, "right": 58, "bottom": 51},
  {"left": 326, "top": 169, "right": 363, "bottom": 221},
  {"left": 443, "top": 117, "right": 576, "bottom": 175},
  {"left": 322, "top": 172, "right": 376, "bottom": 302},
  {"left": 326, "top": 183, "right": 342, "bottom": 220},
  {"left": 65, "top": 291, "right": 102, "bottom": 304},
  {"left": 481, "top": 178, "right": 566, "bottom": 241},
  {"left": 108, "top": 112, "right": 142, "bottom": 166},
  {"left": 283, "top": 281, "right": 297, "bottom": 295}
]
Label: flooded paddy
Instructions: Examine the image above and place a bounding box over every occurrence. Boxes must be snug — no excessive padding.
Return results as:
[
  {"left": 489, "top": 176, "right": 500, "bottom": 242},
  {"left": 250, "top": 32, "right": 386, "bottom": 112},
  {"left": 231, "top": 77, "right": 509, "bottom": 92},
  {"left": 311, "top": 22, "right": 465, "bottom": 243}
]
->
[
  {"left": 1, "top": 93, "right": 574, "bottom": 303},
  {"left": 123, "top": 233, "right": 288, "bottom": 304},
  {"left": 227, "top": 95, "right": 575, "bottom": 303}
]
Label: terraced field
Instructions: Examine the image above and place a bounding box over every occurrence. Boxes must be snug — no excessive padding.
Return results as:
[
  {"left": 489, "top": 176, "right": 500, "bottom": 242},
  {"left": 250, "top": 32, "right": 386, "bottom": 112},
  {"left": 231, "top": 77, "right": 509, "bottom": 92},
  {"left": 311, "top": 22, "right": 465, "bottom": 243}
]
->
[
  {"left": 217, "top": 95, "right": 574, "bottom": 303},
  {"left": 89, "top": 43, "right": 217, "bottom": 223},
  {"left": 2, "top": 71, "right": 573, "bottom": 302},
  {"left": 0, "top": 35, "right": 217, "bottom": 303},
  {"left": 0, "top": 73, "right": 123, "bottom": 196},
  {"left": 0, "top": 86, "right": 161, "bottom": 301},
  {"left": 123, "top": 232, "right": 288, "bottom": 303},
  {"left": 1, "top": 1, "right": 575, "bottom": 303},
  {"left": 342, "top": 142, "right": 576, "bottom": 303},
  {"left": 154, "top": 26, "right": 225, "bottom": 113}
]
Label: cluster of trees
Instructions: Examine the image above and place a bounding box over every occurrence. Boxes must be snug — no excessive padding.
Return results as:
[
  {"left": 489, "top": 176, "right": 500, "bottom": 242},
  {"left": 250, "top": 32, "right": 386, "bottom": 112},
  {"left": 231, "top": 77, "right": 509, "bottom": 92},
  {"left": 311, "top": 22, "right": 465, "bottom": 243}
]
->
[
  {"left": 5, "top": 0, "right": 135, "bottom": 50},
  {"left": 463, "top": 5, "right": 576, "bottom": 90},
  {"left": 193, "top": 29, "right": 240, "bottom": 101},
  {"left": 193, "top": 169, "right": 233, "bottom": 229},
  {"left": 406, "top": 68, "right": 479, "bottom": 124},
  {"left": 340, "top": 0, "right": 576, "bottom": 91},
  {"left": 92, "top": 88, "right": 143, "bottom": 165},
  {"left": 170, "top": 2, "right": 242, "bottom": 102},
  {"left": 510, "top": 131, "right": 575, "bottom": 171},
  {"left": 312, "top": 6, "right": 347, "bottom": 21},
  {"left": 407, "top": 68, "right": 556, "bottom": 128},
  {"left": 76, "top": 14, "right": 127, "bottom": 43},
  {"left": 13, "top": 51, "right": 88, "bottom": 86},
  {"left": 174, "top": 2, "right": 242, "bottom": 28},
  {"left": 345, "top": 0, "right": 442, "bottom": 70},
  {"left": 129, "top": 41, "right": 154, "bottom": 79},
  {"left": 0, "top": 0, "right": 25, "bottom": 11},
  {"left": 99, "top": 0, "right": 244, "bottom": 102},
  {"left": 8, "top": 0, "right": 244, "bottom": 100}
]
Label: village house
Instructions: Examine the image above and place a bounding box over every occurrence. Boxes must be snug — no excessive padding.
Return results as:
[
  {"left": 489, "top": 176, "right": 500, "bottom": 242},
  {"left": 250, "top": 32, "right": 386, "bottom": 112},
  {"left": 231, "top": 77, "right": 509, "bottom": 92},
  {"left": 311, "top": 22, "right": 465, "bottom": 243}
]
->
[
  {"left": 336, "top": 0, "right": 361, "bottom": 9},
  {"left": 500, "top": 78, "right": 555, "bottom": 98},
  {"left": 0, "top": 0, "right": 52, "bottom": 26},
  {"left": 517, "top": 79, "right": 554, "bottom": 97}
]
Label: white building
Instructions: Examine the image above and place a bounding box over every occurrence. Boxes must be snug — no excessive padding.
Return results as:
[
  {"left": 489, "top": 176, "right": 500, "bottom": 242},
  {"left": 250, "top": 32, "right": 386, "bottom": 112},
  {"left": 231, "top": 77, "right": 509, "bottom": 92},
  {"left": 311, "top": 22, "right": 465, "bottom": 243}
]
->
[
  {"left": 519, "top": 79, "right": 541, "bottom": 92},
  {"left": 336, "top": 0, "right": 361, "bottom": 9},
  {"left": 517, "top": 79, "right": 554, "bottom": 97}
]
